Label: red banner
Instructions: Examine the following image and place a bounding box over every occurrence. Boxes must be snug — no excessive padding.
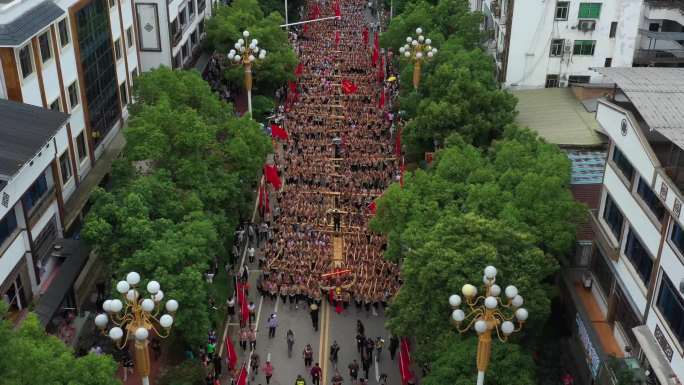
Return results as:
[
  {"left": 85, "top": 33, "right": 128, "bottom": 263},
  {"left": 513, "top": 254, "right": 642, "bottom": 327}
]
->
[
  {"left": 378, "top": 89, "right": 385, "bottom": 109},
  {"left": 295, "top": 63, "right": 304, "bottom": 77},
  {"left": 395, "top": 128, "right": 401, "bottom": 158},
  {"left": 362, "top": 27, "right": 369, "bottom": 46},
  {"left": 264, "top": 164, "right": 282, "bottom": 190},
  {"left": 368, "top": 200, "right": 377, "bottom": 215},
  {"left": 333, "top": 1, "right": 341, "bottom": 18},
  {"left": 341, "top": 79, "right": 358, "bottom": 95},
  {"left": 372, "top": 48, "right": 379, "bottom": 67},
  {"left": 225, "top": 335, "right": 238, "bottom": 370},
  {"left": 236, "top": 363, "right": 248, "bottom": 385},
  {"left": 271, "top": 123, "right": 289, "bottom": 140},
  {"left": 399, "top": 338, "right": 413, "bottom": 385}
]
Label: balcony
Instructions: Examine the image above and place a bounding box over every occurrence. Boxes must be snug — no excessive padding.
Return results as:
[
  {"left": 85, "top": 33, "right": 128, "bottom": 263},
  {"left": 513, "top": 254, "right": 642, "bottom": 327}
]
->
[
  {"left": 634, "top": 48, "right": 684, "bottom": 66},
  {"left": 589, "top": 209, "right": 619, "bottom": 261}
]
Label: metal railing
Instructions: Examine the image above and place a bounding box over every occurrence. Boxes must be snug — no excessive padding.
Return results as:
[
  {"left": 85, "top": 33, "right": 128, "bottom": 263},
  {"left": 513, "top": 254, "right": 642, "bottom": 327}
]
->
[{"left": 634, "top": 49, "right": 684, "bottom": 65}]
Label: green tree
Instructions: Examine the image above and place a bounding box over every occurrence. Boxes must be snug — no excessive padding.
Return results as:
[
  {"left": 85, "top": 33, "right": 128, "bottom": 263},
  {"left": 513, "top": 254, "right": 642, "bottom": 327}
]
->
[
  {"left": 205, "top": 0, "right": 298, "bottom": 96},
  {"left": 0, "top": 304, "right": 120, "bottom": 385}
]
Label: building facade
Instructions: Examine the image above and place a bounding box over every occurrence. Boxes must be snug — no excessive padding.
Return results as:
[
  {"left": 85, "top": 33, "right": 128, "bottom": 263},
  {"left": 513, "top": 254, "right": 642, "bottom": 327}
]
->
[
  {"left": 0, "top": 0, "right": 134, "bottom": 331},
  {"left": 584, "top": 68, "right": 684, "bottom": 385},
  {"left": 134, "top": 0, "right": 212, "bottom": 71},
  {"left": 479, "top": 0, "right": 684, "bottom": 89}
]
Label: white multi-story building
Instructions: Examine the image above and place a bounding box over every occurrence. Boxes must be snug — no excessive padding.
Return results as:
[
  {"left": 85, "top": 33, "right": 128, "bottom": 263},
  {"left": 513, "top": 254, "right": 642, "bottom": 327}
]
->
[
  {"left": 134, "top": 0, "right": 213, "bottom": 71},
  {"left": 479, "top": 0, "right": 684, "bottom": 89},
  {"left": 578, "top": 67, "right": 684, "bottom": 385},
  {"left": 0, "top": 0, "right": 136, "bottom": 330}
]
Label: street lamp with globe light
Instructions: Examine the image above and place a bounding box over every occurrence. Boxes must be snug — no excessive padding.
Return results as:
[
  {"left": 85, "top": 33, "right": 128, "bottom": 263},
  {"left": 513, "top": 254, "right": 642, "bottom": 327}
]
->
[
  {"left": 398, "top": 27, "right": 438, "bottom": 89},
  {"left": 227, "top": 30, "right": 267, "bottom": 118},
  {"left": 448, "top": 265, "right": 528, "bottom": 385},
  {"left": 95, "top": 272, "right": 179, "bottom": 385}
]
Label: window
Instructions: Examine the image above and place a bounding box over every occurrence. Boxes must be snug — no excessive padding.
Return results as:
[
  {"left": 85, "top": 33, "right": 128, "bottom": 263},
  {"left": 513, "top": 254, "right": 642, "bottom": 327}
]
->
[
  {"left": 609, "top": 22, "right": 618, "bottom": 38},
  {"left": 38, "top": 31, "right": 52, "bottom": 63},
  {"left": 578, "top": 3, "right": 602, "bottom": 19},
  {"left": 17, "top": 43, "right": 34, "bottom": 79},
  {"left": 624, "top": 229, "right": 653, "bottom": 285},
  {"left": 637, "top": 178, "right": 666, "bottom": 222},
  {"left": 555, "top": 1, "right": 569, "bottom": 20},
  {"left": 126, "top": 27, "right": 134, "bottom": 48},
  {"left": 77, "top": 132, "right": 87, "bottom": 161},
  {"left": 671, "top": 222, "right": 684, "bottom": 256},
  {"left": 656, "top": 274, "right": 684, "bottom": 346},
  {"left": 612, "top": 146, "right": 635, "bottom": 182},
  {"left": 198, "top": 19, "right": 205, "bottom": 35},
  {"left": 602, "top": 194, "right": 624, "bottom": 240},
  {"left": 68, "top": 81, "right": 79, "bottom": 109},
  {"left": 573, "top": 40, "right": 596, "bottom": 56},
  {"left": 188, "top": 0, "right": 195, "bottom": 18},
  {"left": 58, "top": 18, "right": 70, "bottom": 47},
  {"left": 119, "top": 82, "right": 128, "bottom": 107},
  {"left": 605, "top": 57, "right": 613, "bottom": 67},
  {"left": 591, "top": 248, "right": 613, "bottom": 297},
  {"left": 179, "top": 8, "right": 187, "bottom": 29},
  {"left": 22, "top": 173, "right": 49, "bottom": 212},
  {"left": 545, "top": 74, "right": 560, "bottom": 88},
  {"left": 191, "top": 29, "right": 198, "bottom": 46},
  {"left": 59, "top": 152, "right": 72, "bottom": 184},
  {"left": 49, "top": 97, "right": 61, "bottom": 112},
  {"left": 569, "top": 75, "right": 590, "bottom": 84},
  {"left": 182, "top": 41, "right": 189, "bottom": 61},
  {"left": 649, "top": 23, "right": 660, "bottom": 32},
  {"left": 550, "top": 39, "right": 564, "bottom": 57},
  {"left": 0, "top": 208, "right": 18, "bottom": 246},
  {"left": 114, "top": 38, "right": 122, "bottom": 60},
  {"left": 198, "top": 0, "right": 206, "bottom": 14}
]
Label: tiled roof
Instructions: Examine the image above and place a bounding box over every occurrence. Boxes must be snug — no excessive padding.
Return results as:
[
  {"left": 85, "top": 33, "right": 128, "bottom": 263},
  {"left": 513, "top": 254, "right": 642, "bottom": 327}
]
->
[{"left": 0, "top": 1, "right": 64, "bottom": 47}]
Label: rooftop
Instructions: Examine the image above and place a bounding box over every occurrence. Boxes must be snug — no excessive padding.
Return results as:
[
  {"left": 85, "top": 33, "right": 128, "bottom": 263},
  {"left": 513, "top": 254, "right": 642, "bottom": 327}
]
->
[
  {"left": 511, "top": 88, "right": 605, "bottom": 147},
  {"left": 0, "top": 99, "right": 68, "bottom": 178},
  {"left": 596, "top": 67, "right": 684, "bottom": 150},
  {"left": 0, "top": 1, "right": 64, "bottom": 47}
]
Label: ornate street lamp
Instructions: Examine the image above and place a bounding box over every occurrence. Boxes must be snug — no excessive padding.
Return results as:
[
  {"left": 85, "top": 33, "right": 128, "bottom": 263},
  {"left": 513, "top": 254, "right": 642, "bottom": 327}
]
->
[
  {"left": 95, "top": 272, "right": 179, "bottom": 385},
  {"left": 227, "top": 30, "right": 267, "bottom": 118},
  {"left": 449, "top": 265, "right": 528, "bottom": 385},
  {"left": 398, "top": 27, "right": 437, "bottom": 90}
]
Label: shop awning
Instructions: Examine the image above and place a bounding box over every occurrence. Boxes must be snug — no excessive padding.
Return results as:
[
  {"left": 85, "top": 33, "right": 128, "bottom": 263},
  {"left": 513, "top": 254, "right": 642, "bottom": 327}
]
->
[
  {"left": 632, "top": 325, "right": 676, "bottom": 385},
  {"left": 35, "top": 239, "right": 90, "bottom": 327}
]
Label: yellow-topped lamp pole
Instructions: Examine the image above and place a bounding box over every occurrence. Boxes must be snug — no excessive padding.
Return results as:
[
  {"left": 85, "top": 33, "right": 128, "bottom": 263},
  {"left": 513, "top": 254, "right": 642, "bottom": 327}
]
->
[
  {"left": 449, "top": 265, "right": 529, "bottom": 385},
  {"left": 95, "top": 272, "right": 179, "bottom": 385},
  {"left": 227, "top": 30, "right": 267, "bottom": 118},
  {"left": 398, "top": 27, "right": 437, "bottom": 89}
]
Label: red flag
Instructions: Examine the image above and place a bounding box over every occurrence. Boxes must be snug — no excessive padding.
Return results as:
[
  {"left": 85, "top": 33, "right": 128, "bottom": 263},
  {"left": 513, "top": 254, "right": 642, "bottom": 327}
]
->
[
  {"left": 334, "top": 1, "right": 341, "bottom": 18},
  {"left": 303, "top": 23, "right": 308, "bottom": 33},
  {"left": 288, "top": 80, "right": 297, "bottom": 93},
  {"left": 400, "top": 159, "right": 405, "bottom": 188},
  {"left": 377, "top": 56, "right": 385, "bottom": 83},
  {"left": 341, "top": 79, "right": 358, "bottom": 94},
  {"left": 335, "top": 302, "right": 343, "bottom": 314},
  {"left": 362, "top": 27, "right": 369, "bottom": 46},
  {"left": 236, "top": 364, "right": 248, "bottom": 385},
  {"left": 374, "top": 31, "right": 379, "bottom": 51},
  {"left": 328, "top": 289, "right": 335, "bottom": 302},
  {"left": 378, "top": 89, "right": 385, "bottom": 109},
  {"left": 294, "top": 63, "right": 304, "bottom": 77},
  {"left": 264, "top": 164, "right": 282, "bottom": 190},
  {"left": 225, "top": 335, "right": 238, "bottom": 370},
  {"left": 368, "top": 200, "right": 377, "bottom": 215},
  {"left": 372, "top": 48, "right": 379, "bottom": 67},
  {"left": 399, "top": 338, "right": 413, "bottom": 385},
  {"left": 395, "top": 128, "right": 401, "bottom": 157},
  {"left": 271, "top": 123, "right": 288, "bottom": 140},
  {"left": 335, "top": 30, "right": 340, "bottom": 47}
]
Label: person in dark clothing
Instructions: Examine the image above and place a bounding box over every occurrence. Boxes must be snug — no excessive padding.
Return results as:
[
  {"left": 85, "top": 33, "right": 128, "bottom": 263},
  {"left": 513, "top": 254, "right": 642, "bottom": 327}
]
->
[
  {"left": 348, "top": 360, "right": 359, "bottom": 381},
  {"left": 356, "top": 333, "right": 365, "bottom": 353},
  {"left": 388, "top": 335, "right": 399, "bottom": 361},
  {"left": 362, "top": 357, "right": 370, "bottom": 379},
  {"left": 356, "top": 320, "right": 365, "bottom": 336},
  {"left": 330, "top": 341, "right": 340, "bottom": 367},
  {"left": 213, "top": 354, "right": 222, "bottom": 377},
  {"left": 310, "top": 304, "right": 319, "bottom": 331}
]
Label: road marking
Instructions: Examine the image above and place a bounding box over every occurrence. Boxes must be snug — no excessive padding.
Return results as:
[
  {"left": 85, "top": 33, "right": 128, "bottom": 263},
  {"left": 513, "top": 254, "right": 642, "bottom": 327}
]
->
[
  {"left": 320, "top": 301, "right": 331, "bottom": 385},
  {"left": 267, "top": 352, "right": 271, "bottom": 362},
  {"left": 375, "top": 355, "right": 380, "bottom": 381},
  {"left": 274, "top": 296, "right": 280, "bottom": 313},
  {"left": 254, "top": 295, "right": 264, "bottom": 332}
]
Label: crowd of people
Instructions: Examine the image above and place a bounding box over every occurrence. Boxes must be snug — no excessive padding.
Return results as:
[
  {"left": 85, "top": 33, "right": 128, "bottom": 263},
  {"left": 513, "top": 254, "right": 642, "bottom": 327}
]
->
[{"left": 256, "top": 0, "right": 402, "bottom": 314}]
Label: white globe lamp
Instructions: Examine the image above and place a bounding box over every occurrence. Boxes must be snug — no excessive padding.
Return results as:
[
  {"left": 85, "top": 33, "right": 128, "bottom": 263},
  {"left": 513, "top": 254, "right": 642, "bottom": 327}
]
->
[
  {"left": 484, "top": 296, "right": 498, "bottom": 309},
  {"left": 452, "top": 309, "right": 465, "bottom": 323},
  {"left": 160, "top": 314, "right": 174, "bottom": 328},
  {"left": 116, "top": 280, "right": 130, "bottom": 294},
  {"left": 501, "top": 321, "right": 515, "bottom": 335},
  {"left": 126, "top": 272, "right": 141, "bottom": 286},
  {"left": 110, "top": 299, "right": 123, "bottom": 313},
  {"left": 166, "top": 299, "right": 179, "bottom": 313},
  {"left": 474, "top": 320, "right": 487, "bottom": 334},
  {"left": 94, "top": 313, "right": 108, "bottom": 329},
  {"left": 449, "top": 294, "right": 462, "bottom": 308},
  {"left": 109, "top": 327, "right": 124, "bottom": 341},
  {"left": 134, "top": 327, "right": 149, "bottom": 341},
  {"left": 484, "top": 266, "right": 497, "bottom": 280},
  {"left": 505, "top": 285, "right": 518, "bottom": 299},
  {"left": 515, "top": 308, "right": 529, "bottom": 322}
]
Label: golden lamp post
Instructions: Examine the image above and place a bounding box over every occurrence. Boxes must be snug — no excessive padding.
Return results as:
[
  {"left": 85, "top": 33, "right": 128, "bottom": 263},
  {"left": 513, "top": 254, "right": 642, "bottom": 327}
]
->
[
  {"left": 227, "top": 30, "right": 267, "bottom": 118},
  {"left": 449, "top": 265, "right": 529, "bottom": 385},
  {"left": 95, "top": 272, "right": 179, "bottom": 385},
  {"left": 398, "top": 27, "right": 437, "bottom": 90}
]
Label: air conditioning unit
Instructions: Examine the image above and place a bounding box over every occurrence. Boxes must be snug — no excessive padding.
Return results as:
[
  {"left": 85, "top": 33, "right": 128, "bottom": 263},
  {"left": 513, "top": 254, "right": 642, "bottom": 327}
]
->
[{"left": 577, "top": 20, "right": 596, "bottom": 32}]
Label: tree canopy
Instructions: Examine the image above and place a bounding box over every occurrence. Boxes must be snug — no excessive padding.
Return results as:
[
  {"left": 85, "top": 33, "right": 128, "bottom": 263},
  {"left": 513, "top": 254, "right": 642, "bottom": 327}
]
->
[
  {"left": 205, "top": 0, "right": 298, "bottom": 96},
  {"left": 0, "top": 304, "right": 120, "bottom": 385},
  {"left": 371, "top": 129, "right": 584, "bottom": 382},
  {"left": 83, "top": 68, "right": 271, "bottom": 346}
]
